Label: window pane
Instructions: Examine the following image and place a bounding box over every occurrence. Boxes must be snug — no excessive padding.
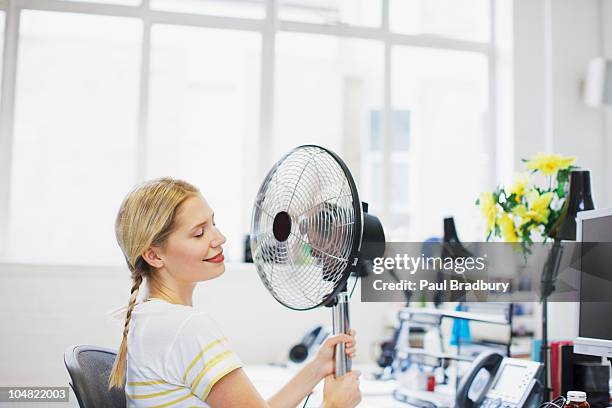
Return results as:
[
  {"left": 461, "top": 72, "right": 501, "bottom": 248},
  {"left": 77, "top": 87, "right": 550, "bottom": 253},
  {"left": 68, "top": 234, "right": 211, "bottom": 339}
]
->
[
  {"left": 278, "top": 0, "right": 381, "bottom": 27},
  {"left": 64, "top": 0, "right": 140, "bottom": 5},
  {"left": 369, "top": 110, "right": 411, "bottom": 152},
  {"left": 274, "top": 33, "right": 383, "bottom": 211},
  {"left": 0, "top": 12, "right": 4, "bottom": 106},
  {"left": 391, "top": 47, "right": 489, "bottom": 241},
  {"left": 9, "top": 11, "right": 141, "bottom": 265},
  {"left": 391, "top": 160, "right": 410, "bottom": 213},
  {"left": 151, "top": 0, "right": 265, "bottom": 19},
  {"left": 148, "top": 25, "right": 260, "bottom": 262},
  {"left": 363, "top": 155, "right": 383, "bottom": 213},
  {"left": 390, "top": 0, "right": 489, "bottom": 42}
]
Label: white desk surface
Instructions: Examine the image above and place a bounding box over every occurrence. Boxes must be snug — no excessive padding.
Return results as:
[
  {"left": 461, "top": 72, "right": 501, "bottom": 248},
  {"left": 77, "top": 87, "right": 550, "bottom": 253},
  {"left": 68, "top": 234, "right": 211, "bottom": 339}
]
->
[{"left": 245, "top": 364, "right": 454, "bottom": 408}]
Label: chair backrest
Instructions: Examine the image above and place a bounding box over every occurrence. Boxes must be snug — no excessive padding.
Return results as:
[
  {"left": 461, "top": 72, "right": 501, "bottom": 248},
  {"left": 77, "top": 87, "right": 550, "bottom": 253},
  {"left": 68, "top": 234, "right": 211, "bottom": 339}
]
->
[{"left": 64, "top": 345, "right": 126, "bottom": 408}]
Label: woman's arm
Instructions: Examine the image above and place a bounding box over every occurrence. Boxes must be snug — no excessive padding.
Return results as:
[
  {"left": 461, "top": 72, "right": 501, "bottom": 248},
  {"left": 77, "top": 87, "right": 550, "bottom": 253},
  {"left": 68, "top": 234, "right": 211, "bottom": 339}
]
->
[
  {"left": 203, "top": 364, "right": 317, "bottom": 408},
  {"left": 206, "top": 367, "right": 270, "bottom": 408},
  {"left": 267, "top": 359, "right": 321, "bottom": 408},
  {"left": 206, "top": 332, "right": 356, "bottom": 408},
  {"left": 267, "top": 332, "right": 356, "bottom": 408},
  {"left": 206, "top": 362, "right": 361, "bottom": 408}
]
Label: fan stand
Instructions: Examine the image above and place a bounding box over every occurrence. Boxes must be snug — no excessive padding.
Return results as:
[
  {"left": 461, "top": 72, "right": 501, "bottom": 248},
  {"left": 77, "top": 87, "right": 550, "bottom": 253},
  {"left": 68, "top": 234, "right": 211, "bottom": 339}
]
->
[{"left": 329, "top": 288, "right": 351, "bottom": 376}]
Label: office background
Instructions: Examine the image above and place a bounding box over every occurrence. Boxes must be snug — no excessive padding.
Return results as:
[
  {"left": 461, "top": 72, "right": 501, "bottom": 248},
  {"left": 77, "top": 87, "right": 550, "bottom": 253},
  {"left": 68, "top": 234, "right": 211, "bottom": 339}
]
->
[{"left": 0, "top": 0, "right": 611, "bottom": 396}]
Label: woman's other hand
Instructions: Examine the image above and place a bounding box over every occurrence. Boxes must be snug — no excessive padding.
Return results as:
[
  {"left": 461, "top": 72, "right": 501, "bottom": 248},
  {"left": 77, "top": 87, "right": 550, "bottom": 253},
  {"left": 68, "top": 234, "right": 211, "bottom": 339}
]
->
[
  {"left": 312, "top": 329, "right": 356, "bottom": 380},
  {"left": 322, "top": 370, "right": 362, "bottom": 408}
]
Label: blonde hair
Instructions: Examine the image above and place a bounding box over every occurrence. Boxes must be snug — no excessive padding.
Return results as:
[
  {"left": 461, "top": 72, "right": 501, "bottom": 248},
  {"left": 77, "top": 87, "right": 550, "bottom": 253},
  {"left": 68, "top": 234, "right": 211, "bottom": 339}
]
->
[{"left": 108, "top": 177, "right": 199, "bottom": 390}]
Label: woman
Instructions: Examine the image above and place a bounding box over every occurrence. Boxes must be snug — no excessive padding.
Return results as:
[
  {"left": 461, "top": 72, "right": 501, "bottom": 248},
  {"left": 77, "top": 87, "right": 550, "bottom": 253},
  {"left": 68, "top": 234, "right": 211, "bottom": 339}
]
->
[{"left": 107, "top": 177, "right": 362, "bottom": 408}]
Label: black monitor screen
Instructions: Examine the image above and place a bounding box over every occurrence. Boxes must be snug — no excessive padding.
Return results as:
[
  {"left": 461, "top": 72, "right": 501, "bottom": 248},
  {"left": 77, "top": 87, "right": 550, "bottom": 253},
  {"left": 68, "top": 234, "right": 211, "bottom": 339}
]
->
[{"left": 579, "top": 215, "right": 612, "bottom": 341}]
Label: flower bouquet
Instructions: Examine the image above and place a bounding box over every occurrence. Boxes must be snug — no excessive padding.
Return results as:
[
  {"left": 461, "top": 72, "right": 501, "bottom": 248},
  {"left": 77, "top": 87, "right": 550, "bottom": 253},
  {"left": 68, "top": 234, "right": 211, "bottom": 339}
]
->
[{"left": 476, "top": 153, "right": 577, "bottom": 253}]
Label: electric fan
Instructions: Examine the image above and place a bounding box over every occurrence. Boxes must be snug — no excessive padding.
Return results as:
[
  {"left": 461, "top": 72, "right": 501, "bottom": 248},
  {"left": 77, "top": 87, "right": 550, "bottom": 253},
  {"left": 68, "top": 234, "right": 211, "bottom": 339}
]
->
[{"left": 250, "top": 145, "right": 385, "bottom": 375}]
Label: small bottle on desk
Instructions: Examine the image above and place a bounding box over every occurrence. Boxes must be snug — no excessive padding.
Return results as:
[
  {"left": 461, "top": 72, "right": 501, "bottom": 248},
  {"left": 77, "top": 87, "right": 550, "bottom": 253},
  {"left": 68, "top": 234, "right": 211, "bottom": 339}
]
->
[{"left": 564, "top": 391, "right": 589, "bottom": 408}]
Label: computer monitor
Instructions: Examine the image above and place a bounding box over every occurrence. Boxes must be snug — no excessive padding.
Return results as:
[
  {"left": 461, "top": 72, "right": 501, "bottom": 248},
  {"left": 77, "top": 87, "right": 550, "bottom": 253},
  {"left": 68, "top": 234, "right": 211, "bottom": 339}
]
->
[{"left": 574, "top": 208, "right": 612, "bottom": 358}]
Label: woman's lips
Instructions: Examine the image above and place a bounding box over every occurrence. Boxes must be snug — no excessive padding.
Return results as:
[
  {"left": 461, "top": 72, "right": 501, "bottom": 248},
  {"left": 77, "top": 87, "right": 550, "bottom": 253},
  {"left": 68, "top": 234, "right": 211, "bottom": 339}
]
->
[{"left": 204, "top": 252, "right": 224, "bottom": 263}]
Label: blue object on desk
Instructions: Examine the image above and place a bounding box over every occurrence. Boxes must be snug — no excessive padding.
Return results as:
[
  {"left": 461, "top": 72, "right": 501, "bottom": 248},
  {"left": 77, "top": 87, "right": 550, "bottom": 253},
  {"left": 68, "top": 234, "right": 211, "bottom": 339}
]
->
[
  {"left": 532, "top": 339, "right": 542, "bottom": 362},
  {"left": 450, "top": 303, "right": 472, "bottom": 346}
]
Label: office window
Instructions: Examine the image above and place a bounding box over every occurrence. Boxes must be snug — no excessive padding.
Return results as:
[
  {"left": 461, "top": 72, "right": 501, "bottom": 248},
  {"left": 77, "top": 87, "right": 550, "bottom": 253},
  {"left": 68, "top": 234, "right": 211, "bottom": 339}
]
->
[
  {"left": 390, "top": 0, "right": 489, "bottom": 42},
  {"left": 0, "top": 1, "right": 496, "bottom": 266},
  {"left": 274, "top": 33, "right": 383, "bottom": 196},
  {"left": 148, "top": 25, "right": 261, "bottom": 262},
  {"left": 8, "top": 11, "right": 141, "bottom": 264},
  {"left": 151, "top": 0, "right": 265, "bottom": 19},
  {"left": 391, "top": 46, "right": 488, "bottom": 240},
  {"left": 278, "top": 0, "right": 381, "bottom": 27}
]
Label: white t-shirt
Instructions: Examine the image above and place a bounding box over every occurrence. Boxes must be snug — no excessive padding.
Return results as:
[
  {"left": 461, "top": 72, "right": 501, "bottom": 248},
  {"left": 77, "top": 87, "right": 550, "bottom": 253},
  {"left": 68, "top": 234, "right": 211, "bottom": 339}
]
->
[{"left": 125, "top": 298, "right": 243, "bottom": 407}]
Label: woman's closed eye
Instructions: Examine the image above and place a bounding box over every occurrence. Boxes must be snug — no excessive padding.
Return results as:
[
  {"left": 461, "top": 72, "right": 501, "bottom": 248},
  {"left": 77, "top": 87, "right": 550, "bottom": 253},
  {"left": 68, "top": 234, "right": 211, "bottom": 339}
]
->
[{"left": 195, "top": 221, "right": 216, "bottom": 238}]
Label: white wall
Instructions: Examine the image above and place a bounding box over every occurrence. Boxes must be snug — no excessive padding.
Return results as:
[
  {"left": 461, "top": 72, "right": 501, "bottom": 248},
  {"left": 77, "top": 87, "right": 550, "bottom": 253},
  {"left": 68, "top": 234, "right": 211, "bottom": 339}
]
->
[
  {"left": 0, "top": 262, "right": 392, "bottom": 387},
  {"left": 604, "top": 0, "right": 612, "bottom": 207},
  {"left": 513, "top": 0, "right": 606, "bottom": 177},
  {"left": 511, "top": 0, "right": 609, "bottom": 341},
  {"left": 512, "top": 0, "right": 548, "bottom": 160}
]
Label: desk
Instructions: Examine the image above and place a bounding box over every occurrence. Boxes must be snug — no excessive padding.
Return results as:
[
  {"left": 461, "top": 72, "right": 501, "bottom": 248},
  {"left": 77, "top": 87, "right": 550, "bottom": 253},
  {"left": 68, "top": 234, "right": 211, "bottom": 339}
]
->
[{"left": 245, "top": 364, "right": 454, "bottom": 407}]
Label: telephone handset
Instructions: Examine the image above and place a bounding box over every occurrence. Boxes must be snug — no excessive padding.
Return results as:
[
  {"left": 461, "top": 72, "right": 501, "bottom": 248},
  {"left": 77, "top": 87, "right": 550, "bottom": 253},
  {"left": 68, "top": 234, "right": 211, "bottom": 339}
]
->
[
  {"left": 456, "top": 351, "right": 542, "bottom": 408},
  {"left": 456, "top": 351, "right": 504, "bottom": 408}
]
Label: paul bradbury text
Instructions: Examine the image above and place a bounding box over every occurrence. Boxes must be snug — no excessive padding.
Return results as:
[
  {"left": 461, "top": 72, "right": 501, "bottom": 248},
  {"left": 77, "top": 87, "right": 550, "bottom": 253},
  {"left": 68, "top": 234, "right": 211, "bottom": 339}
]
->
[{"left": 371, "top": 279, "right": 510, "bottom": 293}]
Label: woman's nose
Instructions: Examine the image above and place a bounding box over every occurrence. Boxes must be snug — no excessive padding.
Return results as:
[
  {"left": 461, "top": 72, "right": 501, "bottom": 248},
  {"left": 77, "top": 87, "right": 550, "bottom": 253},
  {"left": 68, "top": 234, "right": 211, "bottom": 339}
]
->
[{"left": 210, "top": 228, "right": 226, "bottom": 247}]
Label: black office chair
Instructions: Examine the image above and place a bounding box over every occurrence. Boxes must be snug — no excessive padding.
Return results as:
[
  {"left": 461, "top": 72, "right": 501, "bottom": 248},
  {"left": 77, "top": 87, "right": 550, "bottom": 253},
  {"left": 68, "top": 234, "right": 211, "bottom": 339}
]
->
[{"left": 64, "top": 345, "right": 126, "bottom": 408}]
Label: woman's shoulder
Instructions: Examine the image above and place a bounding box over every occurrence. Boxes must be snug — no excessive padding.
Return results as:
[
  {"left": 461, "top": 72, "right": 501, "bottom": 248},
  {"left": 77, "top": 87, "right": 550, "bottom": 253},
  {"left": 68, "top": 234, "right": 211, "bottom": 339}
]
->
[
  {"left": 130, "top": 300, "right": 211, "bottom": 345},
  {"left": 162, "top": 306, "right": 242, "bottom": 391},
  {"left": 174, "top": 309, "right": 224, "bottom": 344},
  {"left": 136, "top": 299, "right": 223, "bottom": 341}
]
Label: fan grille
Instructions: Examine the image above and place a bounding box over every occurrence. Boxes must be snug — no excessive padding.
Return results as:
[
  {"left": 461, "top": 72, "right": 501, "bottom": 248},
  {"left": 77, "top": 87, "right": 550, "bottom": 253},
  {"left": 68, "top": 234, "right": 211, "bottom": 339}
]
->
[{"left": 251, "top": 146, "right": 358, "bottom": 310}]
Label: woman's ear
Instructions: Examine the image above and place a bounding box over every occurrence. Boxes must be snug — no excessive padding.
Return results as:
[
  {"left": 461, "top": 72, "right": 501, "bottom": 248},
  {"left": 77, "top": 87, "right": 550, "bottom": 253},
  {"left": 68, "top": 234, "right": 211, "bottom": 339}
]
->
[{"left": 142, "top": 247, "right": 164, "bottom": 269}]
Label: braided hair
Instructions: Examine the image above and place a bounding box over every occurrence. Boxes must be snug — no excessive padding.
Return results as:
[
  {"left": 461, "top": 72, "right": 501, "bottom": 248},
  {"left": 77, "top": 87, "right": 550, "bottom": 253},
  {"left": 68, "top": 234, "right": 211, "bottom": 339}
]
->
[{"left": 108, "top": 177, "right": 199, "bottom": 390}]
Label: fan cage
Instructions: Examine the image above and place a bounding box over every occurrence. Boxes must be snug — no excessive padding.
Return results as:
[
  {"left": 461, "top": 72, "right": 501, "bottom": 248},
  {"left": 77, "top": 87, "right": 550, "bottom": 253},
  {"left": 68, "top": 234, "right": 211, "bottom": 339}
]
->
[{"left": 250, "top": 145, "right": 362, "bottom": 310}]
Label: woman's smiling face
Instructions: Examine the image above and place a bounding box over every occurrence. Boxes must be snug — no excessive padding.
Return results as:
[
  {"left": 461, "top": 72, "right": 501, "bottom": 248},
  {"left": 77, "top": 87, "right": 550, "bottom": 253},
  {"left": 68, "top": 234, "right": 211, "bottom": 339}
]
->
[{"left": 157, "top": 193, "right": 227, "bottom": 283}]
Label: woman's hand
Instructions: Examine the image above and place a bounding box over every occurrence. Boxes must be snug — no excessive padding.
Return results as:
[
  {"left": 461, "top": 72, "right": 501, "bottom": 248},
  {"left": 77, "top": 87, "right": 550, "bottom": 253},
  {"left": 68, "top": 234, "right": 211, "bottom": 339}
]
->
[
  {"left": 322, "top": 370, "right": 362, "bottom": 408},
  {"left": 311, "top": 329, "right": 356, "bottom": 380}
]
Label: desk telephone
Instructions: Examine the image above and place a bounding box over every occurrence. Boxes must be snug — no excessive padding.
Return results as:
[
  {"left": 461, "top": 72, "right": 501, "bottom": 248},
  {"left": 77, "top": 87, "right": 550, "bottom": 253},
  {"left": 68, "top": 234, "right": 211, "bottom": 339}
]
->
[{"left": 456, "top": 351, "right": 542, "bottom": 408}]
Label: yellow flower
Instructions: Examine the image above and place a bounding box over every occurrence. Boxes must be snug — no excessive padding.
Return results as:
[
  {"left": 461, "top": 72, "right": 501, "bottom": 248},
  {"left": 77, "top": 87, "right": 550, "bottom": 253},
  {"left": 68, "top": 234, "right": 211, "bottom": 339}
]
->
[
  {"left": 525, "top": 153, "right": 575, "bottom": 175},
  {"left": 509, "top": 172, "right": 530, "bottom": 203},
  {"left": 512, "top": 204, "right": 529, "bottom": 229},
  {"left": 479, "top": 192, "right": 497, "bottom": 234},
  {"left": 513, "top": 204, "right": 527, "bottom": 218},
  {"left": 515, "top": 191, "right": 553, "bottom": 225},
  {"left": 529, "top": 191, "right": 552, "bottom": 223},
  {"left": 499, "top": 213, "right": 518, "bottom": 242}
]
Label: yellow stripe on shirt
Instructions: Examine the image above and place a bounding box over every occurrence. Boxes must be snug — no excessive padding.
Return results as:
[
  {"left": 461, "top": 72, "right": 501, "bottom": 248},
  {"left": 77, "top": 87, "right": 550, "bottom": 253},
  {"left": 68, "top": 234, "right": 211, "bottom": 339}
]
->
[
  {"left": 182, "top": 337, "right": 227, "bottom": 383},
  {"left": 128, "top": 379, "right": 168, "bottom": 386},
  {"left": 200, "top": 364, "right": 242, "bottom": 401},
  {"left": 149, "top": 392, "right": 195, "bottom": 408},
  {"left": 127, "top": 386, "right": 184, "bottom": 399},
  {"left": 191, "top": 350, "right": 234, "bottom": 391}
]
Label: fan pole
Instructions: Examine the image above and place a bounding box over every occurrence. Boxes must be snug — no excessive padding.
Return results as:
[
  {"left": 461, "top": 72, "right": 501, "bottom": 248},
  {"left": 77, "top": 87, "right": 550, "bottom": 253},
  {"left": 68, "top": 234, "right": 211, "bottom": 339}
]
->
[{"left": 332, "top": 291, "right": 351, "bottom": 376}]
